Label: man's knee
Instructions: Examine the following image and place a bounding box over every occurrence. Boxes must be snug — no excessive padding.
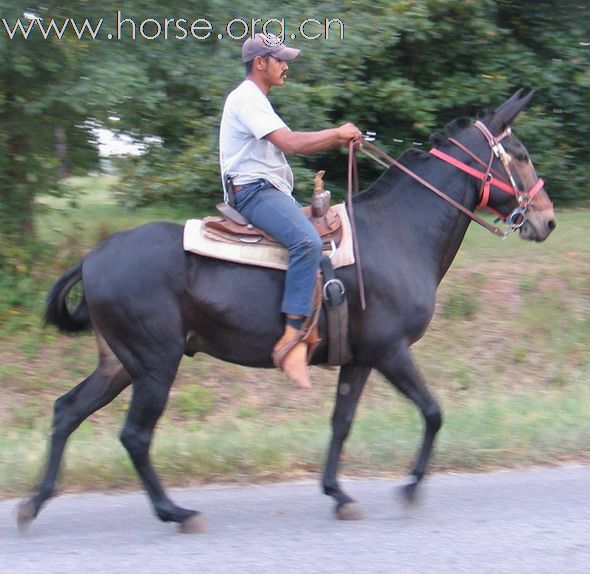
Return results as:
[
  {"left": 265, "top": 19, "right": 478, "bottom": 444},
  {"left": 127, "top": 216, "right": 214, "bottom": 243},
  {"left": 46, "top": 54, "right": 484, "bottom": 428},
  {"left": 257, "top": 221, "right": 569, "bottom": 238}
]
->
[{"left": 297, "top": 232, "right": 323, "bottom": 260}]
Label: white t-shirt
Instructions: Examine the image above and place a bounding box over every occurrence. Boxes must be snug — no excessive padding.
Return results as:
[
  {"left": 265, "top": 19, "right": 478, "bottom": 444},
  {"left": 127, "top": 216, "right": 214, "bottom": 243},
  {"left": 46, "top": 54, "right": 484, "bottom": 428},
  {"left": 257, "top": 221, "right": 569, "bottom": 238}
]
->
[{"left": 219, "top": 79, "right": 294, "bottom": 196}]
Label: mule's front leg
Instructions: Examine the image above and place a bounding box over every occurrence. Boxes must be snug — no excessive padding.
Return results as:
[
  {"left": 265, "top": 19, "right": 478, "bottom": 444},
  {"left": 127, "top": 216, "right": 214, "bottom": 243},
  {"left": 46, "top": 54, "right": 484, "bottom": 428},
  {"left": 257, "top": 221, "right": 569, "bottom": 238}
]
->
[
  {"left": 377, "top": 346, "right": 442, "bottom": 503},
  {"left": 322, "top": 364, "right": 371, "bottom": 520}
]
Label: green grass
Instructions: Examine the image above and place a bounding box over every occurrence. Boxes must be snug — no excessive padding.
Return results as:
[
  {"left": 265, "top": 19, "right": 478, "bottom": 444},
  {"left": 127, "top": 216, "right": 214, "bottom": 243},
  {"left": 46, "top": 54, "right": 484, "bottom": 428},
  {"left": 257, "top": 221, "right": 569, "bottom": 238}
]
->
[
  {"left": 1, "top": 180, "right": 589, "bottom": 498},
  {"left": 4, "top": 378, "right": 589, "bottom": 497}
]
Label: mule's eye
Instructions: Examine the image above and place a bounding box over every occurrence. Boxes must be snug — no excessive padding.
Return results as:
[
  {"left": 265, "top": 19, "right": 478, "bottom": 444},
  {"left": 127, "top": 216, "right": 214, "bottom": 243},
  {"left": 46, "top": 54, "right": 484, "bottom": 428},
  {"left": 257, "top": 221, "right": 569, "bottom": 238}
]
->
[{"left": 516, "top": 153, "right": 529, "bottom": 162}]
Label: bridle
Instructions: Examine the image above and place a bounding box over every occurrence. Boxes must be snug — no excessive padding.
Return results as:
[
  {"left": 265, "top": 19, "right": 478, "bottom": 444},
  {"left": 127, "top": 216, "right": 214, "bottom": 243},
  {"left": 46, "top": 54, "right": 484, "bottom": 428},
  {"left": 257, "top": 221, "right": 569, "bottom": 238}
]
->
[
  {"left": 430, "top": 121, "right": 545, "bottom": 231},
  {"left": 347, "top": 121, "right": 546, "bottom": 310},
  {"left": 357, "top": 121, "right": 546, "bottom": 239}
]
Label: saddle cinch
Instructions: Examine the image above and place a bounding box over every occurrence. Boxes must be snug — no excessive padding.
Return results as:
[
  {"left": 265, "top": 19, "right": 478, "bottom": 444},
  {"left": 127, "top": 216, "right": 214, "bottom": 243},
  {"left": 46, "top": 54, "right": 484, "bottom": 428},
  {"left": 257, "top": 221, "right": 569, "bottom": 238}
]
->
[{"left": 202, "top": 171, "right": 343, "bottom": 252}]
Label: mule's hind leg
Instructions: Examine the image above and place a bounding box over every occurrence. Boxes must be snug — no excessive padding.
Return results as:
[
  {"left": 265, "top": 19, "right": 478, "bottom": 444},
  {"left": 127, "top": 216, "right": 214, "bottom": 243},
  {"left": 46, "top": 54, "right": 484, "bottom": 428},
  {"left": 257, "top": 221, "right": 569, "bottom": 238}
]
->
[
  {"left": 376, "top": 345, "right": 442, "bottom": 503},
  {"left": 119, "top": 355, "right": 205, "bottom": 533},
  {"left": 322, "top": 364, "right": 371, "bottom": 520},
  {"left": 17, "top": 337, "right": 130, "bottom": 530}
]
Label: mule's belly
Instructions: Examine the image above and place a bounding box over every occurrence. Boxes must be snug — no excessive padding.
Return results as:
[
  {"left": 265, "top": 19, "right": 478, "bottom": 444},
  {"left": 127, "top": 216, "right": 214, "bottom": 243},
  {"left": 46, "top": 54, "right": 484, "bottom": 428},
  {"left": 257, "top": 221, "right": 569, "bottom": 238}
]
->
[{"left": 184, "top": 256, "right": 287, "bottom": 366}]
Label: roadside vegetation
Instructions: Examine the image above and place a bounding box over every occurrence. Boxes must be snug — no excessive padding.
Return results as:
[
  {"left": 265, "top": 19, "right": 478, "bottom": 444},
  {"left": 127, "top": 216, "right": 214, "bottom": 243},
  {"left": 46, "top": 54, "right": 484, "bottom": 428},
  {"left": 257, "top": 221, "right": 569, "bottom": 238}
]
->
[
  {"left": 1, "top": 178, "right": 588, "bottom": 498},
  {"left": 1, "top": 2, "right": 588, "bottom": 502}
]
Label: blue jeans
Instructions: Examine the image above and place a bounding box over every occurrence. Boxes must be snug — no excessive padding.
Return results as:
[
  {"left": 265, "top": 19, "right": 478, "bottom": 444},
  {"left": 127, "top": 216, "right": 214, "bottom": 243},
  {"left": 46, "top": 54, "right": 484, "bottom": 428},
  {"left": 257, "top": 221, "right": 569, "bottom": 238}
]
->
[{"left": 234, "top": 179, "right": 322, "bottom": 317}]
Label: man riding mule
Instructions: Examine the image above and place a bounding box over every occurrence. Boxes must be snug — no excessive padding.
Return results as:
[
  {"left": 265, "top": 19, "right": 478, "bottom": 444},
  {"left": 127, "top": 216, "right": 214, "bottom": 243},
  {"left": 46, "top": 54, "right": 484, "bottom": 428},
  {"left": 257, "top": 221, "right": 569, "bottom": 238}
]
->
[
  {"left": 18, "top": 90, "right": 555, "bottom": 533},
  {"left": 219, "top": 32, "right": 362, "bottom": 389}
]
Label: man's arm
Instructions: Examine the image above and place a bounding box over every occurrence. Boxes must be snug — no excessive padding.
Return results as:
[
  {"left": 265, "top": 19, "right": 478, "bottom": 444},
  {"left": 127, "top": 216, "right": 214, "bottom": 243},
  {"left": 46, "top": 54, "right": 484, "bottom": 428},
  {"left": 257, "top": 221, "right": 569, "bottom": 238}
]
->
[{"left": 266, "top": 123, "right": 362, "bottom": 155}]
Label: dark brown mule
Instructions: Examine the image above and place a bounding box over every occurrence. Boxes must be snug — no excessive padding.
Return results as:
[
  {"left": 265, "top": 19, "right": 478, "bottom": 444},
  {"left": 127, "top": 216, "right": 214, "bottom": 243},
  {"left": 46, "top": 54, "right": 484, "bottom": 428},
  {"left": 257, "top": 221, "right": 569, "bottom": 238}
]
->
[{"left": 18, "top": 91, "right": 555, "bottom": 532}]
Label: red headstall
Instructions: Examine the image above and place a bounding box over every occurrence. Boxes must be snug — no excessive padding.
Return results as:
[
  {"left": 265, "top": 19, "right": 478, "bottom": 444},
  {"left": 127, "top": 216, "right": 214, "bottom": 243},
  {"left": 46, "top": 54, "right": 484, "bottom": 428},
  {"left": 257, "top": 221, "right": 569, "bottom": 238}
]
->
[
  {"left": 429, "top": 121, "right": 545, "bottom": 216},
  {"left": 360, "top": 119, "right": 547, "bottom": 239}
]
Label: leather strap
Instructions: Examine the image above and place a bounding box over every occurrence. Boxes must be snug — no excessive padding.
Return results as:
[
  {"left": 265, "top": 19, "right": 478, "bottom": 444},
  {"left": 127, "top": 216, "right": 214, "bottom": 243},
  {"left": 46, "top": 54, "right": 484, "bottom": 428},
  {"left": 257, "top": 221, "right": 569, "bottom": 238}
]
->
[
  {"left": 361, "top": 141, "right": 506, "bottom": 237},
  {"left": 348, "top": 141, "right": 368, "bottom": 309},
  {"left": 320, "top": 256, "right": 352, "bottom": 365}
]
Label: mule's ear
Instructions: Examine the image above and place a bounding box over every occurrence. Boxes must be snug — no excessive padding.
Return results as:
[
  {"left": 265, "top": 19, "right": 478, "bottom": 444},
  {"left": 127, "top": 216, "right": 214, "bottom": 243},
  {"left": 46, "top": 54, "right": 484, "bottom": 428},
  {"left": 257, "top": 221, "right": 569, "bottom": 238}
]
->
[{"left": 489, "top": 89, "right": 536, "bottom": 134}]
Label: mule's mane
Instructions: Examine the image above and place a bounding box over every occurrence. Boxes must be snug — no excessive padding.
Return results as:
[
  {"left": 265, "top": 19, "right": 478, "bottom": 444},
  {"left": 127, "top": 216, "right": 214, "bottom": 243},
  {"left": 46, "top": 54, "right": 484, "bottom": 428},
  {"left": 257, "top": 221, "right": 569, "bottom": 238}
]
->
[
  {"left": 360, "top": 108, "right": 496, "bottom": 199},
  {"left": 432, "top": 108, "right": 493, "bottom": 147},
  {"left": 360, "top": 148, "right": 429, "bottom": 199}
]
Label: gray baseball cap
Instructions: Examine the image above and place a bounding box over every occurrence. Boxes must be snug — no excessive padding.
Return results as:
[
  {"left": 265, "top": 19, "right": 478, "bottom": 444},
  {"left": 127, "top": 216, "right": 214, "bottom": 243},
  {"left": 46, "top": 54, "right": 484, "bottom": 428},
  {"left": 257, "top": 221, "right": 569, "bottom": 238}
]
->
[{"left": 242, "top": 33, "right": 301, "bottom": 63}]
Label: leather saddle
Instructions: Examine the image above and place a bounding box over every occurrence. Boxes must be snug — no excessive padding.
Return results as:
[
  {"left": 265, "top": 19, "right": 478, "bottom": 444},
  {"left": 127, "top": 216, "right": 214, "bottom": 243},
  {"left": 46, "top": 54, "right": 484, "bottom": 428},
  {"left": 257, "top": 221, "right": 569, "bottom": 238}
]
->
[{"left": 202, "top": 172, "right": 343, "bottom": 250}]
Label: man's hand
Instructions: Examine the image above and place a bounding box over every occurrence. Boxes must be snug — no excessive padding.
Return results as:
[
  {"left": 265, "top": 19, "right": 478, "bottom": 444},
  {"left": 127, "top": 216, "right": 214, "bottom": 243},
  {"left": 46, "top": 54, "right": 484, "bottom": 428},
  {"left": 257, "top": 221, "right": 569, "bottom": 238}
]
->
[
  {"left": 267, "top": 123, "right": 364, "bottom": 155},
  {"left": 337, "top": 123, "right": 363, "bottom": 148}
]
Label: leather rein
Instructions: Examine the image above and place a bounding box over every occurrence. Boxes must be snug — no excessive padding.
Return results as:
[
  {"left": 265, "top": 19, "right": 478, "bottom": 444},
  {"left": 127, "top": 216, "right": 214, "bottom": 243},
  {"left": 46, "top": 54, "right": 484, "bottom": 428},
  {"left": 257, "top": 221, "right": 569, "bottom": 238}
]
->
[
  {"left": 346, "top": 121, "right": 546, "bottom": 310},
  {"left": 354, "top": 121, "right": 545, "bottom": 239}
]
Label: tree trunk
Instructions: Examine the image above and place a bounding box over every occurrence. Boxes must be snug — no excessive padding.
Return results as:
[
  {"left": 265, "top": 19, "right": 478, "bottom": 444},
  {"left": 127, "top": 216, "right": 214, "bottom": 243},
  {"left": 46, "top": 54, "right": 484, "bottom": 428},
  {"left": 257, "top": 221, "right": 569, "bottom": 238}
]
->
[
  {"left": 1, "top": 66, "right": 35, "bottom": 241},
  {"left": 54, "top": 126, "right": 69, "bottom": 180}
]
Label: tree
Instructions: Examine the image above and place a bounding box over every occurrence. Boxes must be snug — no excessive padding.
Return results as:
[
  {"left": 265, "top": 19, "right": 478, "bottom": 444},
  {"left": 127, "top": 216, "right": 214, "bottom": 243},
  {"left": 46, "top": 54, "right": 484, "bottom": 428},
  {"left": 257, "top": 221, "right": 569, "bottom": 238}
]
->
[
  {"left": 113, "top": 0, "right": 590, "bottom": 208},
  {"left": 0, "top": 1, "right": 121, "bottom": 239},
  {"left": 1, "top": 0, "right": 588, "bottom": 245}
]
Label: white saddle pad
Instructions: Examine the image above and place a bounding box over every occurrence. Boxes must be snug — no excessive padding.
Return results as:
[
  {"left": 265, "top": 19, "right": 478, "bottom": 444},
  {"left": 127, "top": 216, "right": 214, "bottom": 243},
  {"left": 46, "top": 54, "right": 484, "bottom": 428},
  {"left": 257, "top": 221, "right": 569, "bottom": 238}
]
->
[{"left": 183, "top": 203, "right": 355, "bottom": 270}]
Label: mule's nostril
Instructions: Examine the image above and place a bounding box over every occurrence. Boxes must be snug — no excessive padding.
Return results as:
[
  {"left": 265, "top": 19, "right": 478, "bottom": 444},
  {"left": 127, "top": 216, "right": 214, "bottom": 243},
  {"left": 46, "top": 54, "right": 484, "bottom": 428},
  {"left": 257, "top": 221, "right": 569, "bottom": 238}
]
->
[{"left": 547, "top": 220, "right": 557, "bottom": 231}]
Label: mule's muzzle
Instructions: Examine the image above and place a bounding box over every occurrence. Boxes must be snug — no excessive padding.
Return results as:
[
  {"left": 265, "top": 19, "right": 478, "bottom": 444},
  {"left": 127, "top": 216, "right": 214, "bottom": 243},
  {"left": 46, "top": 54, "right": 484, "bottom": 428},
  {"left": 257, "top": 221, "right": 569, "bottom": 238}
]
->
[{"left": 519, "top": 208, "right": 556, "bottom": 242}]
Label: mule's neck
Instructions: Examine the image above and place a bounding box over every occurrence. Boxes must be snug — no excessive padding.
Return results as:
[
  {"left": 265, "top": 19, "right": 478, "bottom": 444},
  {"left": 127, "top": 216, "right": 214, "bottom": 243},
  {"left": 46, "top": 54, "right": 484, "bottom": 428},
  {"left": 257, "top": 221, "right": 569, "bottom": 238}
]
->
[{"left": 355, "top": 143, "right": 482, "bottom": 284}]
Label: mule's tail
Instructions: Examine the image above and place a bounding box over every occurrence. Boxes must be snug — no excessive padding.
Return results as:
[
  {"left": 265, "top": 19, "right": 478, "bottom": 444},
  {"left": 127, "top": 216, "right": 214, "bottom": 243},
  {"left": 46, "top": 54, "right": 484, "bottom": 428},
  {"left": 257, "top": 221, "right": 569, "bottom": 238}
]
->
[{"left": 45, "top": 260, "right": 92, "bottom": 333}]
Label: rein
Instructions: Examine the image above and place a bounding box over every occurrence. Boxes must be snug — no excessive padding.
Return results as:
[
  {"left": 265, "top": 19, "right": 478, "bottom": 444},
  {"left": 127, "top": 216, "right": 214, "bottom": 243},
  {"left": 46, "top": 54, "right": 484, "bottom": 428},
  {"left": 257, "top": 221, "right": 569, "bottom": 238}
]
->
[
  {"left": 347, "top": 140, "right": 367, "bottom": 310},
  {"left": 358, "top": 121, "right": 545, "bottom": 239},
  {"left": 359, "top": 140, "right": 507, "bottom": 238},
  {"left": 346, "top": 122, "right": 545, "bottom": 310}
]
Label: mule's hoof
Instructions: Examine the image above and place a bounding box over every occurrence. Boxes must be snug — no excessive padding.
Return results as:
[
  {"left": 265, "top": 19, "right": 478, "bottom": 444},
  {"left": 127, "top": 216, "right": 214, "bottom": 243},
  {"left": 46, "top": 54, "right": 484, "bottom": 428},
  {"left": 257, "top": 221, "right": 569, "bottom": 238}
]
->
[
  {"left": 179, "top": 513, "right": 207, "bottom": 534},
  {"left": 400, "top": 481, "right": 419, "bottom": 507},
  {"left": 16, "top": 500, "right": 36, "bottom": 533},
  {"left": 336, "top": 502, "right": 364, "bottom": 521}
]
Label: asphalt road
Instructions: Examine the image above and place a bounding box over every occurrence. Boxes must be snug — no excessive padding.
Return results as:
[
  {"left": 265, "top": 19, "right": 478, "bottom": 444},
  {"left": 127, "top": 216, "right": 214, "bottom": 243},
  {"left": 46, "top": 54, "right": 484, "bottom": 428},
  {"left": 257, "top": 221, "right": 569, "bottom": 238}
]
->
[{"left": 2, "top": 465, "right": 589, "bottom": 574}]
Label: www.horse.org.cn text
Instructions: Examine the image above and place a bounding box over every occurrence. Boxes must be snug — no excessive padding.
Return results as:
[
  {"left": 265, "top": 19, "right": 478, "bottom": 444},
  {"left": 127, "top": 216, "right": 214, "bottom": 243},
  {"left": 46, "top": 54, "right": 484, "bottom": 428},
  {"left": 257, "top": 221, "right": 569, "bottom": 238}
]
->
[{"left": 1, "top": 13, "right": 346, "bottom": 42}]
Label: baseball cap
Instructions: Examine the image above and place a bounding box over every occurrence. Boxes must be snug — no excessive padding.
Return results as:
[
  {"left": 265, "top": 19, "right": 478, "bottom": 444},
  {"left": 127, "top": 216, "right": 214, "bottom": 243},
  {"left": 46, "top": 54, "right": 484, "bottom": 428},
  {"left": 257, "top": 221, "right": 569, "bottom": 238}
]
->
[{"left": 242, "top": 33, "right": 301, "bottom": 63}]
